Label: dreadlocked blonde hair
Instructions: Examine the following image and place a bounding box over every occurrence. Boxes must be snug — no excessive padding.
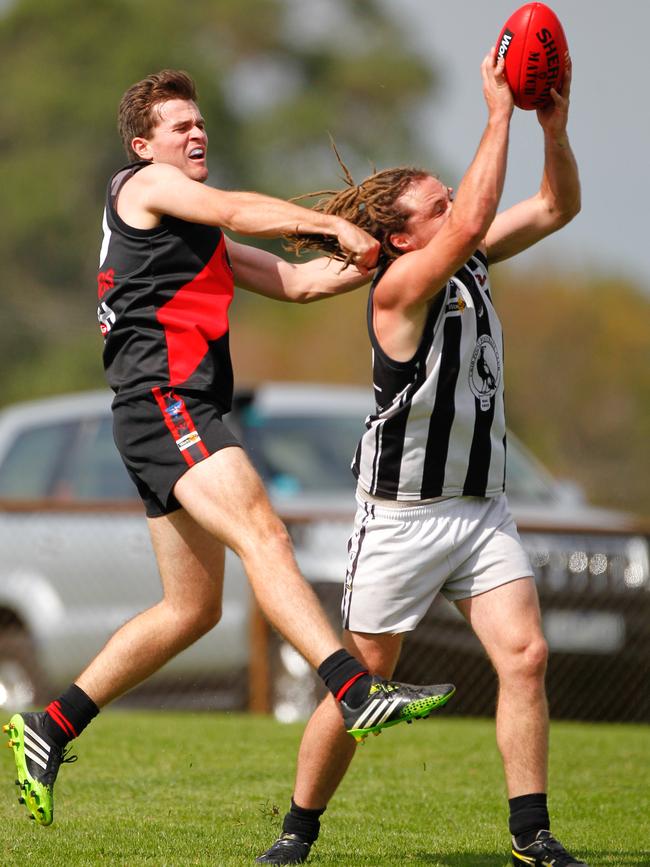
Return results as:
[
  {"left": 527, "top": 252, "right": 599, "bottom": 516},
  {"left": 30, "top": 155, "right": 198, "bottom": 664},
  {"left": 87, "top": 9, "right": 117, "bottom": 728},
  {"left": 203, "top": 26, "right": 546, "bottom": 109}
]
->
[{"left": 284, "top": 146, "right": 430, "bottom": 263}]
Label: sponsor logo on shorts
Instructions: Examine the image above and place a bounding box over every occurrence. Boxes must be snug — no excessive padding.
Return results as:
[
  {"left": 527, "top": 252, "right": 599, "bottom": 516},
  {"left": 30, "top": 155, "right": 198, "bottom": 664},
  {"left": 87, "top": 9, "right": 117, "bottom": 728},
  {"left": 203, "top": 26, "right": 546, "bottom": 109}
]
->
[
  {"left": 176, "top": 431, "right": 202, "bottom": 452},
  {"left": 165, "top": 400, "right": 185, "bottom": 417}
]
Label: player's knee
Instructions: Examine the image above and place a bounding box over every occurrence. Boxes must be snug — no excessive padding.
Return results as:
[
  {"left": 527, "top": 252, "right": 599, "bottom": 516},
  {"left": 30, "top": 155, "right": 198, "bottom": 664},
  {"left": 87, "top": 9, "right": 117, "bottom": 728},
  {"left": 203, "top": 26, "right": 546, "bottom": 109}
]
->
[
  {"left": 499, "top": 632, "right": 548, "bottom": 685},
  {"left": 516, "top": 633, "right": 548, "bottom": 682},
  {"left": 524, "top": 634, "right": 548, "bottom": 679},
  {"left": 177, "top": 599, "right": 222, "bottom": 642},
  {"left": 269, "top": 521, "right": 293, "bottom": 557},
  {"left": 242, "top": 515, "right": 293, "bottom": 563}
]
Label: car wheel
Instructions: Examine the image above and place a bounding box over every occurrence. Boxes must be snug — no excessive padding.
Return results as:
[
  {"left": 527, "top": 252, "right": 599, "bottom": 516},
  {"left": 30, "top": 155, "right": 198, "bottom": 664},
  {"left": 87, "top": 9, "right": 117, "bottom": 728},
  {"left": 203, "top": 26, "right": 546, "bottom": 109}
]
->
[{"left": 0, "top": 630, "right": 44, "bottom": 711}]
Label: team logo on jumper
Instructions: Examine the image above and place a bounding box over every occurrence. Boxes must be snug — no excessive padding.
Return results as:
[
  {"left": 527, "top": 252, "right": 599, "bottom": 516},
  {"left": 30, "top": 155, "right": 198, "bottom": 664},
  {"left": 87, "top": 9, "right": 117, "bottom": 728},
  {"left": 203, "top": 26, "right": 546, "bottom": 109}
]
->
[
  {"left": 176, "top": 431, "right": 202, "bottom": 452},
  {"left": 97, "top": 301, "right": 116, "bottom": 336},
  {"left": 468, "top": 335, "right": 501, "bottom": 411},
  {"left": 97, "top": 268, "right": 115, "bottom": 299}
]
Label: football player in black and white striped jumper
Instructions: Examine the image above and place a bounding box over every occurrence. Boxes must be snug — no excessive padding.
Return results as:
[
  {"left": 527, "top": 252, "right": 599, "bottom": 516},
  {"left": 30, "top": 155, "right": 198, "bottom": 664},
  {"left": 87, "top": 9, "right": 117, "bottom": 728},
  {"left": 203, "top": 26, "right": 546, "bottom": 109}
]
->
[{"left": 258, "top": 48, "right": 585, "bottom": 867}]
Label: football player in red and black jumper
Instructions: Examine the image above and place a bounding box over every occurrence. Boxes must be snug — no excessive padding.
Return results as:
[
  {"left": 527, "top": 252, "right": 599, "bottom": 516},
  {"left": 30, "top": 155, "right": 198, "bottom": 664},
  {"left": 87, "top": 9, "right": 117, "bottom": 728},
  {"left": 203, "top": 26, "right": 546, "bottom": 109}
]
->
[{"left": 4, "top": 69, "right": 455, "bottom": 837}]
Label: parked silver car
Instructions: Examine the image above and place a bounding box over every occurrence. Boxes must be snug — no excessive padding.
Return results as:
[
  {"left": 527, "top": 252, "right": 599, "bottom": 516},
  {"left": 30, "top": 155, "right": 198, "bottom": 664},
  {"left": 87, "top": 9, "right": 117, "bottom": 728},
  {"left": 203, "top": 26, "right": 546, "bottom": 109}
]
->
[{"left": 0, "top": 385, "right": 647, "bottom": 721}]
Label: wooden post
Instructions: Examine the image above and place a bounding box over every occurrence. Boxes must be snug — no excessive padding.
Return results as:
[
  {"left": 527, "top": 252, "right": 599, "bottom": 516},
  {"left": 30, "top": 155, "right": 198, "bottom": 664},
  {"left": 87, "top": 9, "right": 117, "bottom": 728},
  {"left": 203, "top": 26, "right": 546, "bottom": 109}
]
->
[{"left": 248, "top": 598, "right": 272, "bottom": 714}]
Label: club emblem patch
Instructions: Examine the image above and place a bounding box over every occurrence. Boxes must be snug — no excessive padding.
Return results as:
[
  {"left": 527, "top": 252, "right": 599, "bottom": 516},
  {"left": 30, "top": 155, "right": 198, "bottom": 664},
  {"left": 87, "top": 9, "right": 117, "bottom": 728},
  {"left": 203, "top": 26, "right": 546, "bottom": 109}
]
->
[{"left": 468, "top": 335, "right": 501, "bottom": 411}]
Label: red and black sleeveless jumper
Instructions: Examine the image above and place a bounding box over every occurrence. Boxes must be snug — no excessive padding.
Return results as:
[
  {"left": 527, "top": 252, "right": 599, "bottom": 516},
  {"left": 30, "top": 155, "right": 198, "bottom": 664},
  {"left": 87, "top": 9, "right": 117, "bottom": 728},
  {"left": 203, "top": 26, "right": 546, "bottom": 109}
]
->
[{"left": 97, "top": 161, "right": 235, "bottom": 413}]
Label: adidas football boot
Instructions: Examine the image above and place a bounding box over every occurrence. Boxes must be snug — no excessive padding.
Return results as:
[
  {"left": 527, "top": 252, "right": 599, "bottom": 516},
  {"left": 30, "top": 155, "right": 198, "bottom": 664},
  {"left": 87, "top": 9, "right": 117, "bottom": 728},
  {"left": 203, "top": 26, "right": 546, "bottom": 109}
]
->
[
  {"left": 255, "top": 833, "right": 312, "bottom": 864},
  {"left": 512, "top": 830, "right": 589, "bottom": 866},
  {"left": 341, "top": 675, "right": 455, "bottom": 742},
  {"left": 4, "top": 711, "right": 76, "bottom": 826}
]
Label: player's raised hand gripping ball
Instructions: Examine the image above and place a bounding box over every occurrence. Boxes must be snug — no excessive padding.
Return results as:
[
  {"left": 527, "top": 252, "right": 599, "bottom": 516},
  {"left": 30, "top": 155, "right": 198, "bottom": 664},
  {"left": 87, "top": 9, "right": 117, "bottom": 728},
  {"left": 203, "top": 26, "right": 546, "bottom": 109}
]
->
[{"left": 495, "top": 3, "right": 568, "bottom": 110}]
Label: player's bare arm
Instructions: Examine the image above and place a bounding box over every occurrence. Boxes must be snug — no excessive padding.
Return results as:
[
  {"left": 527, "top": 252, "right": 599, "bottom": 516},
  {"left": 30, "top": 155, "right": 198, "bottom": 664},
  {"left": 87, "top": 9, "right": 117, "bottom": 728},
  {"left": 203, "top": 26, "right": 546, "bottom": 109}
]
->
[
  {"left": 375, "top": 49, "right": 513, "bottom": 316},
  {"left": 225, "top": 239, "right": 370, "bottom": 304},
  {"left": 485, "top": 55, "right": 581, "bottom": 264},
  {"left": 371, "top": 50, "right": 513, "bottom": 361},
  {"left": 116, "top": 164, "right": 379, "bottom": 270}
]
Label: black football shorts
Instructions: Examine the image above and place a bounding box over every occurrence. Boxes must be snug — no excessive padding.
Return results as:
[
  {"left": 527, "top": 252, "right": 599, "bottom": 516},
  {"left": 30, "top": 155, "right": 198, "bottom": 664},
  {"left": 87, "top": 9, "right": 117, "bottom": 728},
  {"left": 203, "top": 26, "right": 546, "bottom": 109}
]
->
[{"left": 112, "top": 387, "right": 242, "bottom": 517}]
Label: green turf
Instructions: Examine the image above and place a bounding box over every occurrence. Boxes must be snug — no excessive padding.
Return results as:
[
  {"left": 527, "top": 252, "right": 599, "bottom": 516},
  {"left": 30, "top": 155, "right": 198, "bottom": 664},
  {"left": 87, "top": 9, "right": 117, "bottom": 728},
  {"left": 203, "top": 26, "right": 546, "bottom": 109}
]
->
[{"left": 1, "top": 712, "right": 648, "bottom": 866}]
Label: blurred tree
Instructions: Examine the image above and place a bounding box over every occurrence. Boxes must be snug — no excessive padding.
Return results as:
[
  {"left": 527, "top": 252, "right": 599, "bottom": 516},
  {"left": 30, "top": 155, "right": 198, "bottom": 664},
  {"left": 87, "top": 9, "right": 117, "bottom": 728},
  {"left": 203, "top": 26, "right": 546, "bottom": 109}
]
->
[
  {"left": 493, "top": 266, "right": 650, "bottom": 516},
  {"left": 0, "top": 0, "right": 436, "bottom": 403}
]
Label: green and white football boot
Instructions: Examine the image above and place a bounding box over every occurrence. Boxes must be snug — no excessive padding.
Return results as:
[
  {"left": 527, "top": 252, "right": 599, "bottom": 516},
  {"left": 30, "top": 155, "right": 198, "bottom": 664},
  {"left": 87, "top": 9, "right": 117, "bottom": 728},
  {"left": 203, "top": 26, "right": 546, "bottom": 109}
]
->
[
  {"left": 341, "top": 675, "right": 455, "bottom": 743},
  {"left": 4, "top": 711, "right": 76, "bottom": 826}
]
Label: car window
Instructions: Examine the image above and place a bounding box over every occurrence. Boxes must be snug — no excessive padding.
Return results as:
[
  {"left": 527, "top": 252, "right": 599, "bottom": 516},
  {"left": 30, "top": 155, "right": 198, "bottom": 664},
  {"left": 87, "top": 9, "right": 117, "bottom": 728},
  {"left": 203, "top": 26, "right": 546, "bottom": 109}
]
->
[
  {"left": 241, "top": 403, "right": 563, "bottom": 505},
  {"left": 241, "top": 410, "right": 363, "bottom": 495},
  {"left": 0, "top": 420, "right": 79, "bottom": 498},
  {"left": 54, "top": 416, "right": 138, "bottom": 500},
  {"left": 505, "top": 438, "right": 560, "bottom": 504}
]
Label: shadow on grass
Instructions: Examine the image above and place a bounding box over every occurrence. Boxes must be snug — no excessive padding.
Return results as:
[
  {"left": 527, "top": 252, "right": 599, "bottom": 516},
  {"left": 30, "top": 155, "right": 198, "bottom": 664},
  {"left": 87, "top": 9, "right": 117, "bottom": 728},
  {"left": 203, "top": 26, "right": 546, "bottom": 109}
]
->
[
  {"left": 409, "top": 854, "right": 506, "bottom": 866},
  {"left": 318, "top": 850, "right": 508, "bottom": 866},
  {"left": 414, "top": 850, "right": 649, "bottom": 866},
  {"left": 318, "top": 849, "right": 650, "bottom": 866}
]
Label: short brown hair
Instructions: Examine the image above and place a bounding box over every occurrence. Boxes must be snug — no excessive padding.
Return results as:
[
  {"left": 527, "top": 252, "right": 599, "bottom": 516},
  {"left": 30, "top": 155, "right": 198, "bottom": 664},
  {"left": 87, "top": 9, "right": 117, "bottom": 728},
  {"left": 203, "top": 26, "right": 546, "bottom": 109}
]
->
[{"left": 118, "top": 69, "right": 198, "bottom": 161}]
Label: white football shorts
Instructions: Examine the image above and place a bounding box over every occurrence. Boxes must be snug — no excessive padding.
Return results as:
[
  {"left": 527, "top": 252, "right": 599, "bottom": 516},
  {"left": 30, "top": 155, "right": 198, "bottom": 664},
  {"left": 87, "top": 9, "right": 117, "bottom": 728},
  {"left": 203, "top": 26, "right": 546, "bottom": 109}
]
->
[{"left": 341, "top": 490, "right": 533, "bottom": 634}]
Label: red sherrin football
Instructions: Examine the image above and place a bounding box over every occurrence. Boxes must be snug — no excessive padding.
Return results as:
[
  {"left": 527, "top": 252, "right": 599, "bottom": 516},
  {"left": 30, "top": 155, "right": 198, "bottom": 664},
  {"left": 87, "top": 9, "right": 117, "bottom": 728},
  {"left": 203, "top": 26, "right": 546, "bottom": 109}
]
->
[{"left": 495, "top": 3, "right": 568, "bottom": 110}]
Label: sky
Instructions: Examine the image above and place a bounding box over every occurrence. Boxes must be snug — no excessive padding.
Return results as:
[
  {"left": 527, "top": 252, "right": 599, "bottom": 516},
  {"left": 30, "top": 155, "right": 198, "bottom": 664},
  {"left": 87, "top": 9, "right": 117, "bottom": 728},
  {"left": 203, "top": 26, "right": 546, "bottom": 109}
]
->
[{"left": 380, "top": 0, "right": 650, "bottom": 293}]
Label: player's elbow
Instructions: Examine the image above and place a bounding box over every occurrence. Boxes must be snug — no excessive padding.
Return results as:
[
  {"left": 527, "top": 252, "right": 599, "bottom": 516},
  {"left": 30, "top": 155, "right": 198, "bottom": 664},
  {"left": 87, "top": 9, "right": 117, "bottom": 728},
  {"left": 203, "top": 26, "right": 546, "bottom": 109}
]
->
[
  {"left": 551, "top": 194, "right": 581, "bottom": 230},
  {"left": 449, "top": 217, "right": 488, "bottom": 258},
  {"left": 287, "top": 278, "right": 337, "bottom": 304},
  {"left": 563, "top": 191, "right": 581, "bottom": 223},
  {"left": 543, "top": 185, "right": 581, "bottom": 230},
  {"left": 272, "top": 262, "right": 317, "bottom": 303},
  {"left": 283, "top": 284, "right": 314, "bottom": 304}
]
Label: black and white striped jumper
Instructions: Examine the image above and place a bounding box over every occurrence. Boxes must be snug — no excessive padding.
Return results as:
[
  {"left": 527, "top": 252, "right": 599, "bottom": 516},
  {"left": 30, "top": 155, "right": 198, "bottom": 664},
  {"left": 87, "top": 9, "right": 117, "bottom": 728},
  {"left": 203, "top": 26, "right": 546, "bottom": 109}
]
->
[{"left": 352, "top": 250, "right": 507, "bottom": 501}]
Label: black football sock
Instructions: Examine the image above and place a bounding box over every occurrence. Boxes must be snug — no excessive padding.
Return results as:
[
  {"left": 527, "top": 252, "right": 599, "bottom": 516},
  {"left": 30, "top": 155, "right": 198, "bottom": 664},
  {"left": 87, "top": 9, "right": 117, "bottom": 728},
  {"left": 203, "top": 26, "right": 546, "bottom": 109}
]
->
[
  {"left": 43, "top": 683, "right": 100, "bottom": 748},
  {"left": 317, "top": 649, "right": 371, "bottom": 707},
  {"left": 509, "top": 792, "right": 550, "bottom": 847},
  {"left": 282, "top": 797, "right": 326, "bottom": 844}
]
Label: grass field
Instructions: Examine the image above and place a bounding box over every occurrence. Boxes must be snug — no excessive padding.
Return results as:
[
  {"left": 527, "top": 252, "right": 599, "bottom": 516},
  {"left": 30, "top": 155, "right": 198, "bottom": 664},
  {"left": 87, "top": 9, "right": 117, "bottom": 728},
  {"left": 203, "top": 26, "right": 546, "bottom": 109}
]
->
[{"left": 1, "top": 711, "right": 648, "bottom": 866}]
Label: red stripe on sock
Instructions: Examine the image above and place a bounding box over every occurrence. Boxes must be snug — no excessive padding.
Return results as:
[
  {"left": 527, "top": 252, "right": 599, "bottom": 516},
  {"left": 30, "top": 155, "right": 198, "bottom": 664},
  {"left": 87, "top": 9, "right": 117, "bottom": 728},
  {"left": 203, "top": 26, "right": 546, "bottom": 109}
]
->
[
  {"left": 336, "top": 671, "right": 369, "bottom": 702},
  {"left": 47, "top": 702, "right": 77, "bottom": 738},
  {"left": 46, "top": 701, "right": 78, "bottom": 739}
]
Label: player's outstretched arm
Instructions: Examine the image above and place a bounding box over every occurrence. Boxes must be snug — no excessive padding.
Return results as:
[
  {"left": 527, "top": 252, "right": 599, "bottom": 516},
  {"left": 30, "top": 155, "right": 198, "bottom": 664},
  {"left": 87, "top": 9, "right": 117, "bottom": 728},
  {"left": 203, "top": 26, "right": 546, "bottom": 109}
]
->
[
  {"left": 225, "top": 239, "right": 371, "bottom": 303},
  {"left": 376, "top": 49, "right": 513, "bottom": 311},
  {"left": 126, "top": 163, "right": 380, "bottom": 271},
  {"left": 485, "top": 53, "right": 581, "bottom": 264}
]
